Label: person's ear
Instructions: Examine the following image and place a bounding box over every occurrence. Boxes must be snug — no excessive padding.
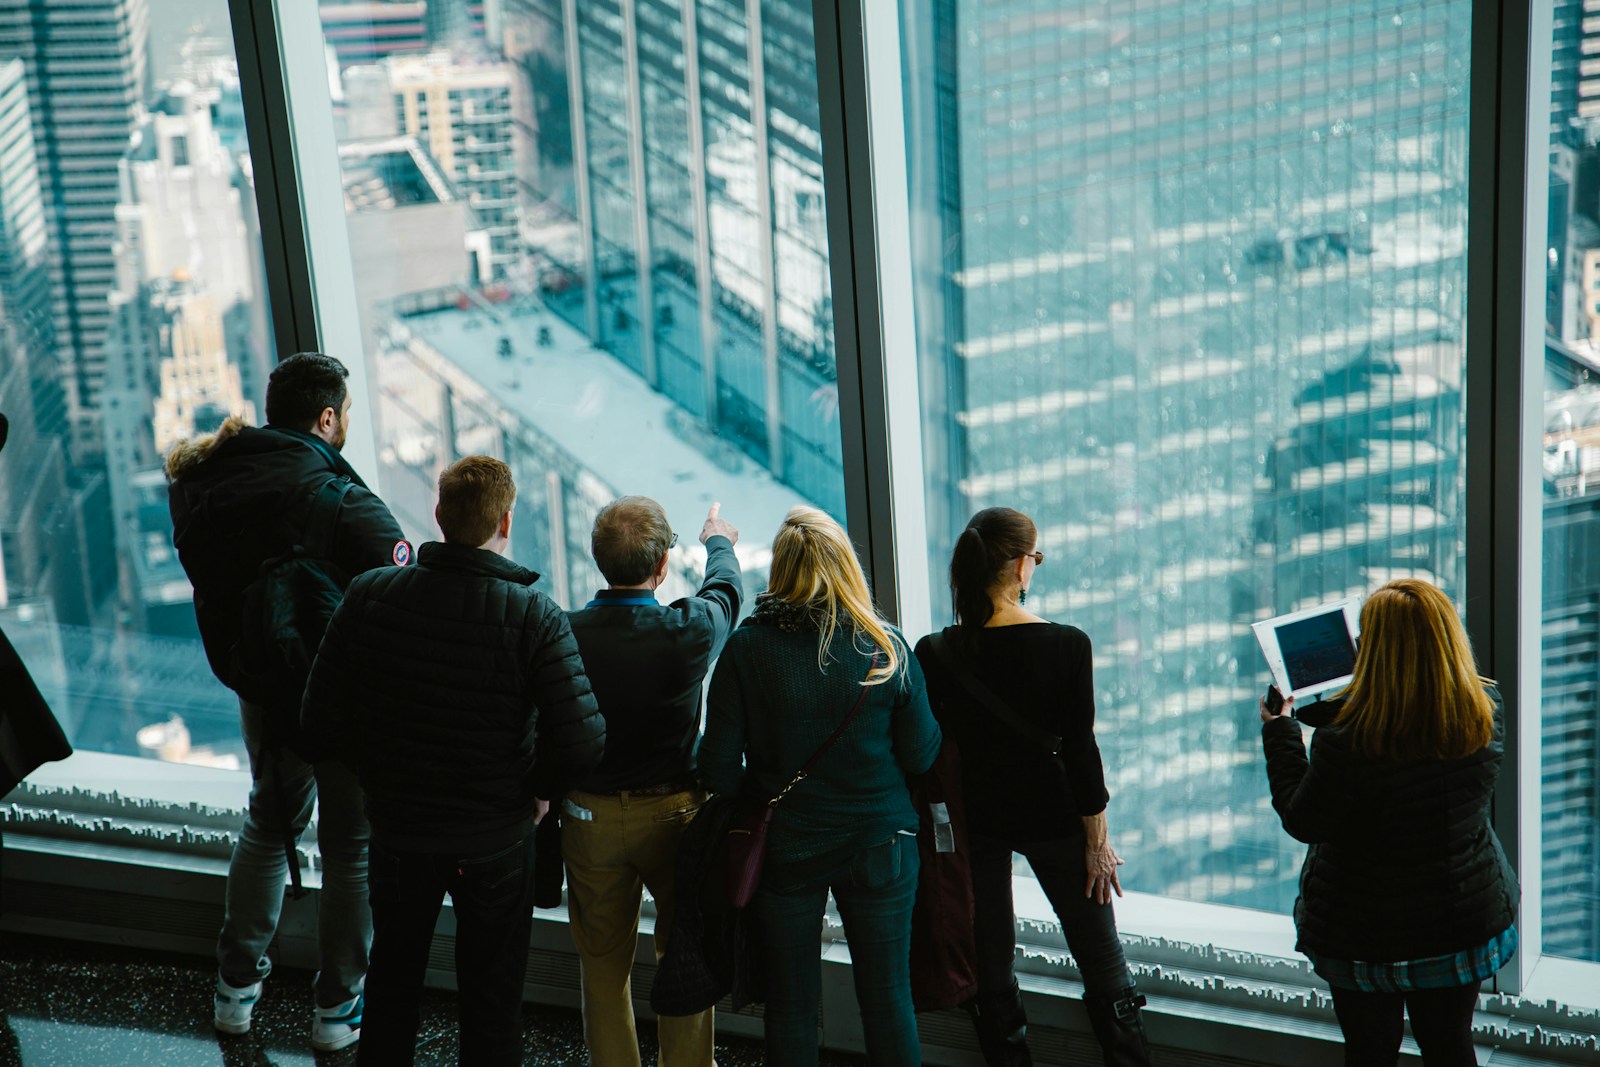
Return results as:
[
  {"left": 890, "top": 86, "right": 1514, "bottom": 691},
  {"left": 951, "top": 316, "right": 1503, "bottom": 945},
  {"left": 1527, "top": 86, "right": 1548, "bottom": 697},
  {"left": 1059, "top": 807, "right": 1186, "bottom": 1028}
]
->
[
  {"left": 655, "top": 552, "right": 670, "bottom": 583},
  {"left": 434, "top": 504, "right": 444, "bottom": 535},
  {"left": 317, "top": 405, "right": 337, "bottom": 436},
  {"left": 499, "top": 510, "right": 514, "bottom": 540}
]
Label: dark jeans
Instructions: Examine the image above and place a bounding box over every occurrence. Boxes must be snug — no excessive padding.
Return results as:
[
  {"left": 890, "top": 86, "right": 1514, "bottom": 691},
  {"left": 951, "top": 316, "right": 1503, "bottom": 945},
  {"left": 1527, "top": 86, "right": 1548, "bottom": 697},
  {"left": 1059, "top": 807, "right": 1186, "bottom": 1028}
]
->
[
  {"left": 970, "top": 831, "right": 1134, "bottom": 998},
  {"left": 756, "top": 834, "right": 922, "bottom": 1067},
  {"left": 358, "top": 828, "right": 537, "bottom": 1067},
  {"left": 1329, "top": 982, "right": 1481, "bottom": 1067}
]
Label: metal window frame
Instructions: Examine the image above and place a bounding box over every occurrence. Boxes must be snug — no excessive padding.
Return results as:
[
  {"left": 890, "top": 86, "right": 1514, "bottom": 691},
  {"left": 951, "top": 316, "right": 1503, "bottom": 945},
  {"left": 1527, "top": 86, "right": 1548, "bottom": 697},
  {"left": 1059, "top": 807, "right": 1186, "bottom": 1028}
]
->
[{"left": 1465, "top": 0, "right": 1549, "bottom": 994}]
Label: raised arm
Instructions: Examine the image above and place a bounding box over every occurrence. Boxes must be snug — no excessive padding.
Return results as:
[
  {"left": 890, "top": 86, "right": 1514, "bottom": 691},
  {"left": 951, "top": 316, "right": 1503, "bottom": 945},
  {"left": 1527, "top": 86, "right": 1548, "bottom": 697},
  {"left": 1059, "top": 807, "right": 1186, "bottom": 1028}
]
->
[
  {"left": 1261, "top": 709, "right": 1359, "bottom": 844},
  {"left": 693, "top": 503, "right": 744, "bottom": 657}
]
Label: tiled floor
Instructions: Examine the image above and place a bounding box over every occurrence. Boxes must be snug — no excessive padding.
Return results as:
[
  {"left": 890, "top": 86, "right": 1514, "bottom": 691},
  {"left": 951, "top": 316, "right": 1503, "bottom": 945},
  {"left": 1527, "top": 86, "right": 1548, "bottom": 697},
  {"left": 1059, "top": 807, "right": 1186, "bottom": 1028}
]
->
[{"left": 0, "top": 933, "right": 862, "bottom": 1065}]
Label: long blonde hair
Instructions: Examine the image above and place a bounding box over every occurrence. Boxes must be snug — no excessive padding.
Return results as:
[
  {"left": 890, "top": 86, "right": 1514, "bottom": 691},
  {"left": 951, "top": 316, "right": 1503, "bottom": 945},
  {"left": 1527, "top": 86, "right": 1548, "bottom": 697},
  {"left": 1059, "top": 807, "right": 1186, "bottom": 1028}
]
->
[
  {"left": 1334, "top": 578, "right": 1495, "bottom": 760},
  {"left": 766, "top": 506, "right": 901, "bottom": 686}
]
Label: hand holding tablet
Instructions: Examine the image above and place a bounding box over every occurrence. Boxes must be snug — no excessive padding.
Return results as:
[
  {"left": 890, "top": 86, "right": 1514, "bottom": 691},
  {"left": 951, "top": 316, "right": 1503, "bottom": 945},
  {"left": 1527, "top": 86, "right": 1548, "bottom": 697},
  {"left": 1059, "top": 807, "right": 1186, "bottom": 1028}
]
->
[{"left": 1251, "top": 596, "right": 1363, "bottom": 719}]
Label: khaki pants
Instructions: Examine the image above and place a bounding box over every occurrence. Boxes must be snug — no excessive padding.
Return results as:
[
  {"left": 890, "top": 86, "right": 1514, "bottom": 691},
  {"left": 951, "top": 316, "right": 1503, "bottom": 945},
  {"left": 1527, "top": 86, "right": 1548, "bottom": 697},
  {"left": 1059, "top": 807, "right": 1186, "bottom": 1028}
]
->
[{"left": 562, "top": 786, "right": 715, "bottom": 1067}]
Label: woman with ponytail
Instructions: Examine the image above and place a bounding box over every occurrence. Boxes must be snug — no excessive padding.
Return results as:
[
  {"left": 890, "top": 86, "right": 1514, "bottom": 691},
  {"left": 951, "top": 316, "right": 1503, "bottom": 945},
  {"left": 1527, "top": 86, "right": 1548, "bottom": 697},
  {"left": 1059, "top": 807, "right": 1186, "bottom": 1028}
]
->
[
  {"left": 914, "top": 507, "right": 1151, "bottom": 1067},
  {"left": 701, "top": 506, "right": 941, "bottom": 1066}
]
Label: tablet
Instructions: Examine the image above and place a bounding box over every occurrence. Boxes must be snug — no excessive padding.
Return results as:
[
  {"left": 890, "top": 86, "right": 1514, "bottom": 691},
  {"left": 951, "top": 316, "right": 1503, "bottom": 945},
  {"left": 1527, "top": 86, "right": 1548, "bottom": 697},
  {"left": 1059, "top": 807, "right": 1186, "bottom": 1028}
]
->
[{"left": 1251, "top": 596, "right": 1363, "bottom": 702}]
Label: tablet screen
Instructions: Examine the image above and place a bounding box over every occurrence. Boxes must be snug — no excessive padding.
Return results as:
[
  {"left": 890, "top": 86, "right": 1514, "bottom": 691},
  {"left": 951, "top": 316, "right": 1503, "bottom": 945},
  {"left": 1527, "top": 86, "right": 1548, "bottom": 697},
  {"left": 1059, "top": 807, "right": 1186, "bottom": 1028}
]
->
[
  {"left": 1251, "top": 595, "right": 1362, "bottom": 702},
  {"left": 1277, "top": 610, "right": 1357, "bottom": 691}
]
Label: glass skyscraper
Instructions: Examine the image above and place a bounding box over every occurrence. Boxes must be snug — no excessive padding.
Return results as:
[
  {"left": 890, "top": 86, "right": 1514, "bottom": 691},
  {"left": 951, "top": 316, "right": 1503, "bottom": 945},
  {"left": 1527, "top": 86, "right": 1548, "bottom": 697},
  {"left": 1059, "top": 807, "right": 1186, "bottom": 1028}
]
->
[{"left": 902, "top": 0, "right": 1475, "bottom": 914}]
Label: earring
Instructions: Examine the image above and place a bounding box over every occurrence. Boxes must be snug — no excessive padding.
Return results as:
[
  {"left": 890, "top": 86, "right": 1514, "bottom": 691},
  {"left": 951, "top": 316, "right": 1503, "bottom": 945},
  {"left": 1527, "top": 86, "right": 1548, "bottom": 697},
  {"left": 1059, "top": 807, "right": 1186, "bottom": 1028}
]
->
[{"left": 1018, "top": 587, "right": 1028, "bottom": 605}]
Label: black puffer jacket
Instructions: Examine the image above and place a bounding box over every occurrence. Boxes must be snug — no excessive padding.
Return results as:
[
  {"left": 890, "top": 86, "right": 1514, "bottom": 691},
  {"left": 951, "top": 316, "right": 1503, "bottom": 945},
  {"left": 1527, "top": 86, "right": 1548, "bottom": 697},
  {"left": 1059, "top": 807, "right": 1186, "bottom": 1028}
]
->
[
  {"left": 1262, "top": 689, "right": 1517, "bottom": 962},
  {"left": 302, "top": 541, "right": 605, "bottom": 853},
  {"left": 166, "top": 416, "right": 409, "bottom": 692}
]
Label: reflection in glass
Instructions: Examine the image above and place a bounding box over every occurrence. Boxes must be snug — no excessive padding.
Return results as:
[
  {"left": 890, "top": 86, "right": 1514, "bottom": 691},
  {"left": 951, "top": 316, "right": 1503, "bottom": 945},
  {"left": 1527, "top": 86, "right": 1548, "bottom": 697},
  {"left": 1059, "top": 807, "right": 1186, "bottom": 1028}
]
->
[
  {"left": 902, "top": 1, "right": 1473, "bottom": 914},
  {"left": 320, "top": 0, "right": 847, "bottom": 617}
]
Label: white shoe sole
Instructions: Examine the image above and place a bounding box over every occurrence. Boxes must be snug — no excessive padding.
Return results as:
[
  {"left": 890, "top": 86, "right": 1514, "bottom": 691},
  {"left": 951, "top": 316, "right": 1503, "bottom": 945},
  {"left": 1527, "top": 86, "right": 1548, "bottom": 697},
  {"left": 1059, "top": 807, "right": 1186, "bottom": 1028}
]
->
[
  {"left": 310, "top": 1028, "right": 361, "bottom": 1052},
  {"left": 213, "top": 1015, "right": 251, "bottom": 1035}
]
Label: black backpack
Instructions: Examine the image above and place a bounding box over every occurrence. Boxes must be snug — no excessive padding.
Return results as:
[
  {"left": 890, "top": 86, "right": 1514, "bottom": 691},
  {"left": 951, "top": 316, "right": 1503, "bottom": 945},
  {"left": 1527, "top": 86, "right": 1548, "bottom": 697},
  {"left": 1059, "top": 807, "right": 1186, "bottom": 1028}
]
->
[{"left": 232, "top": 474, "right": 356, "bottom": 750}]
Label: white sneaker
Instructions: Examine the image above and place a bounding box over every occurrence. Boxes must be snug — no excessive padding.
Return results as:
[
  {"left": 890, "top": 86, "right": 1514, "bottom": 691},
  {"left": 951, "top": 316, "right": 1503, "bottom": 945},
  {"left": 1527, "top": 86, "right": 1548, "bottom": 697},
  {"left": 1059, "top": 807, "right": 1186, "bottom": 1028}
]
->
[
  {"left": 311, "top": 993, "right": 363, "bottom": 1052},
  {"left": 213, "top": 977, "right": 262, "bottom": 1035}
]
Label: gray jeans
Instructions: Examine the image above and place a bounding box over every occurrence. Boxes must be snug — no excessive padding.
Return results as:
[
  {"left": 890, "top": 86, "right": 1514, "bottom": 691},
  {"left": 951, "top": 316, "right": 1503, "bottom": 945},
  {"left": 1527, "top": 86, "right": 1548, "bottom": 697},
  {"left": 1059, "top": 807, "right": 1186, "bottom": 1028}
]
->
[{"left": 217, "top": 699, "right": 371, "bottom": 1007}]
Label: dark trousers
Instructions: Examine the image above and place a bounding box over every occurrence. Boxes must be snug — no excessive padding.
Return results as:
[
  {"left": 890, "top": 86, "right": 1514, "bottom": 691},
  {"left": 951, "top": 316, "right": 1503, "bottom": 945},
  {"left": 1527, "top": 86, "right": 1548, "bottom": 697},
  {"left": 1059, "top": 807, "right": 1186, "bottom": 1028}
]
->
[
  {"left": 757, "top": 834, "right": 922, "bottom": 1067},
  {"left": 358, "top": 828, "right": 536, "bottom": 1067},
  {"left": 970, "top": 831, "right": 1134, "bottom": 997},
  {"left": 1329, "top": 982, "right": 1481, "bottom": 1067}
]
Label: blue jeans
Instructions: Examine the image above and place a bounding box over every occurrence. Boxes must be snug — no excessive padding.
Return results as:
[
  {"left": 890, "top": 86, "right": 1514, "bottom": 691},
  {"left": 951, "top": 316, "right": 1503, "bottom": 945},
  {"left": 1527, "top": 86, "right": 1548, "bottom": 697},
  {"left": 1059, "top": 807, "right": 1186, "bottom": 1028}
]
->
[
  {"left": 970, "top": 831, "right": 1133, "bottom": 998},
  {"left": 217, "top": 700, "right": 370, "bottom": 1007},
  {"left": 359, "top": 827, "right": 537, "bottom": 1067},
  {"left": 756, "top": 833, "right": 921, "bottom": 1067}
]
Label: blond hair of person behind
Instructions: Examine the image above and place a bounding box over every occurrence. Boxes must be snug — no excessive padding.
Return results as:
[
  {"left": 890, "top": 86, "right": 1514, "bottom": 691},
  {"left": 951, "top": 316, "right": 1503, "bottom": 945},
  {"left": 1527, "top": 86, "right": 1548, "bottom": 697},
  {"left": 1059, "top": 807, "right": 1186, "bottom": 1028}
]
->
[
  {"left": 766, "top": 506, "right": 901, "bottom": 686},
  {"left": 1333, "top": 578, "right": 1495, "bottom": 761}
]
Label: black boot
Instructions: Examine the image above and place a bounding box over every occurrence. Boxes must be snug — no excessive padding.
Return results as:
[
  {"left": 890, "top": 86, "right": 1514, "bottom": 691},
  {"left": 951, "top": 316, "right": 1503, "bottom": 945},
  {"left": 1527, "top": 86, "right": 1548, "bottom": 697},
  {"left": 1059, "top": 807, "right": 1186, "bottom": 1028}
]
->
[
  {"left": 1084, "top": 985, "right": 1152, "bottom": 1067},
  {"left": 966, "top": 979, "right": 1033, "bottom": 1067}
]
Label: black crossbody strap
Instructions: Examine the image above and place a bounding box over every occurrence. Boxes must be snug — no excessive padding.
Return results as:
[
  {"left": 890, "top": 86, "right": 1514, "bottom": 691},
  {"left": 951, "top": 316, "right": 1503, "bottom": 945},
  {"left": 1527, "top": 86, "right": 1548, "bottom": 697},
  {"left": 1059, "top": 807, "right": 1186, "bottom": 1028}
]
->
[
  {"left": 303, "top": 477, "right": 355, "bottom": 560},
  {"left": 766, "top": 651, "right": 879, "bottom": 807},
  {"left": 927, "top": 630, "right": 1062, "bottom": 756}
]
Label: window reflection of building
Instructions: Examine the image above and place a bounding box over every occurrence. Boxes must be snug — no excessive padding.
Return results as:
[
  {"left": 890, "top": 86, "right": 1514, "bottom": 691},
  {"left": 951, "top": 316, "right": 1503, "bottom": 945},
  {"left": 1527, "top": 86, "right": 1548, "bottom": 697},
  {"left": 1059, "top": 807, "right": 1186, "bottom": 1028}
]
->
[{"left": 905, "top": 0, "right": 1473, "bottom": 913}]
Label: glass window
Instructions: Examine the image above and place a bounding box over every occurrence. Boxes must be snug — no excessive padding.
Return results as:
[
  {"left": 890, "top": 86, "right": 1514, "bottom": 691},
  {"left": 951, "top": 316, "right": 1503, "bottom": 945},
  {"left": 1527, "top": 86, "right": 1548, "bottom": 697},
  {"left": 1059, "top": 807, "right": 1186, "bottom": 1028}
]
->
[
  {"left": 0, "top": 0, "right": 272, "bottom": 772},
  {"left": 899, "top": 0, "right": 1474, "bottom": 916},
  {"left": 314, "top": 0, "right": 846, "bottom": 608},
  {"left": 1541, "top": 0, "right": 1600, "bottom": 965}
]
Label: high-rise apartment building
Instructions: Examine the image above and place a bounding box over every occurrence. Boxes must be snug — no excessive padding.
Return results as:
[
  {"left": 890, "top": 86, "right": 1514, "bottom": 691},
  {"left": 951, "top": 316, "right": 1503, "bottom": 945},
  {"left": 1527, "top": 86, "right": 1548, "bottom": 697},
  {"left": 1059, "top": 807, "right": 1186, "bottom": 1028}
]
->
[
  {"left": 0, "top": 0, "right": 149, "bottom": 460},
  {"left": 382, "top": 52, "right": 518, "bottom": 280}
]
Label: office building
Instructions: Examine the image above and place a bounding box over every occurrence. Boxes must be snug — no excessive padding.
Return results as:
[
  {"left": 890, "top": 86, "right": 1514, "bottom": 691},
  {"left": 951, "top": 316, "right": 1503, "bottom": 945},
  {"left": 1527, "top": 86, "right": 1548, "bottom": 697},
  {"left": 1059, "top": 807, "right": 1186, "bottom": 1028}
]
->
[
  {"left": 381, "top": 52, "right": 518, "bottom": 280},
  {"left": 903, "top": 0, "right": 1476, "bottom": 912},
  {"left": 319, "top": 1, "right": 428, "bottom": 67},
  {"left": 0, "top": 0, "right": 149, "bottom": 460}
]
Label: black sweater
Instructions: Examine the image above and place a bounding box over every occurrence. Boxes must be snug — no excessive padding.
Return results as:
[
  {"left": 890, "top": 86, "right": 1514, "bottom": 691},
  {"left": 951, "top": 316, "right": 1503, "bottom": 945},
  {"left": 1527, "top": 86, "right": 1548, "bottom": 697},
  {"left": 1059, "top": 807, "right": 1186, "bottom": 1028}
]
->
[
  {"left": 914, "top": 623, "right": 1109, "bottom": 841},
  {"left": 303, "top": 542, "right": 605, "bottom": 852},
  {"left": 1262, "top": 691, "right": 1517, "bottom": 962}
]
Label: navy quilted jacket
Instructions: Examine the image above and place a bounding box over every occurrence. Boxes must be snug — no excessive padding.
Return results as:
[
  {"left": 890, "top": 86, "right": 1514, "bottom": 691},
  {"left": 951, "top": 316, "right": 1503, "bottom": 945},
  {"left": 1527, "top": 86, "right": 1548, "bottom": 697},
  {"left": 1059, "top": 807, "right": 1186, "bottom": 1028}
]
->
[
  {"left": 1262, "top": 689, "right": 1517, "bottom": 962},
  {"left": 303, "top": 541, "right": 604, "bottom": 852}
]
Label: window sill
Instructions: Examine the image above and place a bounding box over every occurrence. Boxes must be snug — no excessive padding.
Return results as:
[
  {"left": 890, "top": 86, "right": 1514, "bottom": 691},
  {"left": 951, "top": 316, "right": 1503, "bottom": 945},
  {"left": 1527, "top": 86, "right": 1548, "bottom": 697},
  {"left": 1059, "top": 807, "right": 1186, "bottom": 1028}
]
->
[{"left": 5, "top": 756, "right": 1598, "bottom": 1064}]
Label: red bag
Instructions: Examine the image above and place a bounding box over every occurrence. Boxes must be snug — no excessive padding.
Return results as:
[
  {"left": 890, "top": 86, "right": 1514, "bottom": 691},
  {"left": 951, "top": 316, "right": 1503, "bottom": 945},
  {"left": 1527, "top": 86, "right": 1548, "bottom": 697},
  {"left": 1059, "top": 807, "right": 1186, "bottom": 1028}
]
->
[
  {"left": 722, "top": 801, "right": 776, "bottom": 909},
  {"left": 721, "top": 653, "right": 878, "bottom": 908},
  {"left": 909, "top": 738, "right": 979, "bottom": 1011}
]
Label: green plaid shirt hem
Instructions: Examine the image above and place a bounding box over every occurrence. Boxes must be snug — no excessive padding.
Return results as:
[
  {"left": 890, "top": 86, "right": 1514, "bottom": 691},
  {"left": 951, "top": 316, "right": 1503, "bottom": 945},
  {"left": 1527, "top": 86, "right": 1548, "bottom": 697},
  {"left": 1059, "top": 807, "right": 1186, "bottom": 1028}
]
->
[{"left": 1308, "top": 926, "right": 1518, "bottom": 993}]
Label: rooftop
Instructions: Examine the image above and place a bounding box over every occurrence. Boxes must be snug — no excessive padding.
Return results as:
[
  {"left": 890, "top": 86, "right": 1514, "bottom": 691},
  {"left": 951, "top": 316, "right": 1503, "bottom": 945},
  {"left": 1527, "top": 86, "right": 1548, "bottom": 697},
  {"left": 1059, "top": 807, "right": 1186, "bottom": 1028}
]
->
[{"left": 380, "top": 289, "right": 812, "bottom": 569}]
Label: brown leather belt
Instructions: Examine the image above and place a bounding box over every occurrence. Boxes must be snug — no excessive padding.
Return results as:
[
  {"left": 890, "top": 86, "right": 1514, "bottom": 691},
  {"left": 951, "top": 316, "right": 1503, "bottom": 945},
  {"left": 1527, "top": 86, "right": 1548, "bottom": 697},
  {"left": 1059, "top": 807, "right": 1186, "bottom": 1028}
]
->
[{"left": 593, "top": 777, "right": 699, "bottom": 798}]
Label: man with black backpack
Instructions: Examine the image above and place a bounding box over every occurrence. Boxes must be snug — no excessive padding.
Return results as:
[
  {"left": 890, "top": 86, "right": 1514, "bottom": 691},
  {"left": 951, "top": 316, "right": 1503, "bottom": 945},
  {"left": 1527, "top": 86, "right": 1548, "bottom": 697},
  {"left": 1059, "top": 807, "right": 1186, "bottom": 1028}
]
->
[{"left": 166, "top": 352, "right": 411, "bottom": 1053}]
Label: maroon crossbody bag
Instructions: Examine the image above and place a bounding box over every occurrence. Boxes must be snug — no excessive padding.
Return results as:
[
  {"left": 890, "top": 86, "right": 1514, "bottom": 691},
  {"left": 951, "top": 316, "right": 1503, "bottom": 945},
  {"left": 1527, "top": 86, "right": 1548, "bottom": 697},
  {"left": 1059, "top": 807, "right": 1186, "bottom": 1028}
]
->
[{"left": 722, "top": 652, "right": 879, "bottom": 909}]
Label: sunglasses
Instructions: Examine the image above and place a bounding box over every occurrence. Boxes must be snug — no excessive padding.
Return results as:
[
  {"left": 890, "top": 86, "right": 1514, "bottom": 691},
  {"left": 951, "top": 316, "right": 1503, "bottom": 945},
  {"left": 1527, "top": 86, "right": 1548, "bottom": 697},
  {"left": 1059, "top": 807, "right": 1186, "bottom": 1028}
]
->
[{"left": 1020, "top": 550, "right": 1044, "bottom": 566}]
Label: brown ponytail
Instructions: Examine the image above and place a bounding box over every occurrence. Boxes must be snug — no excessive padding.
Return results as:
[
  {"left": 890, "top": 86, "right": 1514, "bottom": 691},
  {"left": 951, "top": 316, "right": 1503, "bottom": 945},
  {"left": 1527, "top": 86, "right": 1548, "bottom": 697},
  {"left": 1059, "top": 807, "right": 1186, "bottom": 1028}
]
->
[{"left": 949, "top": 507, "right": 1038, "bottom": 628}]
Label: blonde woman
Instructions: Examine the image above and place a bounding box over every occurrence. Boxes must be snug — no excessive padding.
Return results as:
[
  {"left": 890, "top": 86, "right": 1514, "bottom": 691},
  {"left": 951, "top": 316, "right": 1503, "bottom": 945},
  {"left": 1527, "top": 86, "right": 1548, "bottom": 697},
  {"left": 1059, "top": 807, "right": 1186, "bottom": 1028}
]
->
[
  {"left": 701, "top": 507, "right": 941, "bottom": 1067},
  {"left": 1261, "top": 579, "right": 1517, "bottom": 1067}
]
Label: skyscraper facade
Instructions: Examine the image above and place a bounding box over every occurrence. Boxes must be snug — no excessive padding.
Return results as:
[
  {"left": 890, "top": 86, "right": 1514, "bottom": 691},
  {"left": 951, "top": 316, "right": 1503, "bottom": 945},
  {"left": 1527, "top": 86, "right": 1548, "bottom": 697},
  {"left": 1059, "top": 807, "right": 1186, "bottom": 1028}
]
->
[
  {"left": 500, "top": 0, "right": 845, "bottom": 518},
  {"left": 0, "top": 0, "right": 149, "bottom": 459},
  {"left": 902, "top": 0, "right": 1474, "bottom": 913}
]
